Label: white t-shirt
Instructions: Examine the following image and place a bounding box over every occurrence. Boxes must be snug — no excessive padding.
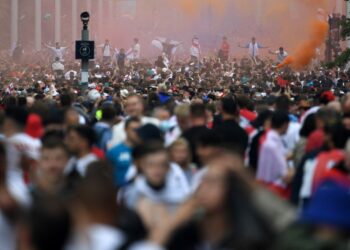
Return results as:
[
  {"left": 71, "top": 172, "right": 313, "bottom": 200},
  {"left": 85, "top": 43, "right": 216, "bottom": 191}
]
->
[
  {"left": 103, "top": 44, "right": 111, "bottom": 57},
  {"left": 65, "top": 224, "right": 125, "bottom": 250},
  {"left": 190, "top": 45, "right": 201, "bottom": 58},
  {"left": 48, "top": 46, "right": 67, "bottom": 61},
  {"left": 133, "top": 43, "right": 141, "bottom": 59},
  {"left": 52, "top": 61, "right": 65, "bottom": 71},
  {"left": 122, "top": 163, "right": 191, "bottom": 209},
  {"left": 64, "top": 153, "right": 98, "bottom": 177},
  {"left": 108, "top": 116, "right": 160, "bottom": 149},
  {"left": 6, "top": 133, "right": 41, "bottom": 179}
]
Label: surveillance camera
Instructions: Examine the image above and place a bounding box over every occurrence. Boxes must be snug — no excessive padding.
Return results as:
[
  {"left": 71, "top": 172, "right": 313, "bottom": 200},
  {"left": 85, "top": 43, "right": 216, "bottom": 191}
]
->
[{"left": 80, "top": 11, "right": 90, "bottom": 26}]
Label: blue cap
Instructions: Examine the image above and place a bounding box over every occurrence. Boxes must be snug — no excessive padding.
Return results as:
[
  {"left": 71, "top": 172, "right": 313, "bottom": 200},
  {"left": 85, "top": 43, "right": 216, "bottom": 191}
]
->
[{"left": 301, "top": 180, "right": 350, "bottom": 230}]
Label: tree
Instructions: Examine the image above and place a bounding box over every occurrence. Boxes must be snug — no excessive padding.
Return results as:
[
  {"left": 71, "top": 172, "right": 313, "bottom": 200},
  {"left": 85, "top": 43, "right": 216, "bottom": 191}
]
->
[{"left": 327, "top": 16, "right": 350, "bottom": 68}]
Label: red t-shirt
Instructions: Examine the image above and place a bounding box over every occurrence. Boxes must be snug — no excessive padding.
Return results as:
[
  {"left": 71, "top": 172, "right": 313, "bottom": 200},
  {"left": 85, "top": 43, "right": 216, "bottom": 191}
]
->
[
  {"left": 312, "top": 149, "right": 345, "bottom": 192},
  {"left": 277, "top": 76, "right": 288, "bottom": 88},
  {"left": 306, "top": 129, "right": 324, "bottom": 153}
]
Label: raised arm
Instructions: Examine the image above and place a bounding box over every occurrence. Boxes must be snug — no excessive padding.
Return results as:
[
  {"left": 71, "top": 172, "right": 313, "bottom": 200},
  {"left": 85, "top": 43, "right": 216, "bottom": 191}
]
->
[
  {"left": 45, "top": 44, "right": 55, "bottom": 50},
  {"left": 238, "top": 43, "right": 249, "bottom": 48},
  {"left": 258, "top": 44, "right": 269, "bottom": 49}
]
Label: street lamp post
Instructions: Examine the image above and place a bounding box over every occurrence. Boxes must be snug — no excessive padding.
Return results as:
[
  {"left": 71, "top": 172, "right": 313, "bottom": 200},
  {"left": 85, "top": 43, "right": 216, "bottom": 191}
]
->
[
  {"left": 76, "top": 12, "right": 94, "bottom": 87},
  {"left": 81, "top": 12, "right": 89, "bottom": 85}
]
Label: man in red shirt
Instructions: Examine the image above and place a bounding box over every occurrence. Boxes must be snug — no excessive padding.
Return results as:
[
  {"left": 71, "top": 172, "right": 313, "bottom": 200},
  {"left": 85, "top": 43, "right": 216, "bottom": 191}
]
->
[{"left": 219, "top": 36, "right": 230, "bottom": 62}]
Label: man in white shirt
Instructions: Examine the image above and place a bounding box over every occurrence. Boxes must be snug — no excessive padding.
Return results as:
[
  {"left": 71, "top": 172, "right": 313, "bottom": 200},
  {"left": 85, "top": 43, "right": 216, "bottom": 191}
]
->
[
  {"left": 239, "top": 37, "right": 268, "bottom": 64},
  {"left": 121, "top": 142, "right": 190, "bottom": 232},
  {"left": 257, "top": 111, "right": 294, "bottom": 189},
  {"left": 46, "top": 42, "right": 68, "bottom": 62},
  {"left": 108, "top": 94, "right": 159, "bottom": 149},
  {"left": 131, "top": 38, "right": 141, "bottom": 61},
  {"left": 269, "top": 47, "right": 288, "bottom": 63},
  {"left": 190, "top": 36, "right": 201, "bottom": 65},
  {"left": 3, "top": 107, "right": 41, "bottom": 205},
  {"left": 52, "top": 57, "right": 65, "bottom": 72},
  {"left": 98, "top": 39, "right": 112, "bottom": 64}
]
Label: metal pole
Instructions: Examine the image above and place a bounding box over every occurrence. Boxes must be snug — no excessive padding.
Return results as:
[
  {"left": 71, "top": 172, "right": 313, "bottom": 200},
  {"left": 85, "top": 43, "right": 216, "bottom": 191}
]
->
[
  {"left": 81, "top": 24, "right": 89, "bottom": 85},
  {"left": 72, "top": 0, "right": 78, "bottom": 41},
  {"left": 11, "top": 0, "right": 19, "bottom": 49},
  {"left": 35, "top": 0, "right": 42, "bottom": 51},
  {"left": 55, "top": 0, "right": 61, "bottom": 43}
]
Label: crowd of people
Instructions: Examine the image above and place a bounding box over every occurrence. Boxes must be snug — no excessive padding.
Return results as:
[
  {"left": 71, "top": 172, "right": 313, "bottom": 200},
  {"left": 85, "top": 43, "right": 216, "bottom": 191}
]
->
[{"left": 0, "top": 34, "right": 350, "bottom": 250}]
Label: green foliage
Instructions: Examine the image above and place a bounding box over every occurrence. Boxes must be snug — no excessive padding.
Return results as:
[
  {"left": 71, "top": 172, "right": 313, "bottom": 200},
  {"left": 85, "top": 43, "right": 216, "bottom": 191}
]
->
[
  {"left": 341, "top": 18, "right": 350, "bottom": 40},
  {"left": 327, "top": 18, "right": 350, "bottom": 68},
  {"left": 325, "top": 49, "right": 350, "bottom": 68}
]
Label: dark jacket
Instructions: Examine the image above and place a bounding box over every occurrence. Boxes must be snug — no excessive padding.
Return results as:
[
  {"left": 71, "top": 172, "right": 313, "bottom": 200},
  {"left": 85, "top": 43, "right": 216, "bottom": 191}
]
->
[{"left": 213, "top": 119, "right": 248, "bottom": 156}]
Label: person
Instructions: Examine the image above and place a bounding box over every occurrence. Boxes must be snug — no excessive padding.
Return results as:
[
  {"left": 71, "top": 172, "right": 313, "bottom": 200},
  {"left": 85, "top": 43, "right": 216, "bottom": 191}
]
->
[
  {"left": 257, "top": 111, "right": 294, "bottom": 197},
  {"left": 182, "top": 103, "right": 210, "bottom": 166},
  {"left": 66, "top": 166, "right": 125, "bottom": 250},
  {"left": 45, "top": 42, "right": 68, "bottom": 62},
  {"left": 106, "top": 117, "right": 141, "bottom": 187},
  {"left": 218, "top": 36, "right": 230, "bottom": 62},
  {"left": 190, "top": 36, "right": 201, "bottom": 65},
  {"left": 109, "top": 94, "right": 160, "bottom": 149},
  {"left": 4, "top": 107, "right": 41, "bottom": 205},
  {"left": 98, "top": 39, "right": 112, "bottom": 64},
  {"left": 12, "top": 42, "right": 24, "bottom": 64},
  {"left": 51, "top": 57, "right": 65, "bottom": 74},
  {"left": 152, "top": 37, "right": 183, "bottom": 60},
  {"left": 239, "top": 37, "right": 268, "bottom": 64},
  {"left": 305, "top": 108, "right": 340, "bottom": 153},
  {"left": 292, "top": 113, "right": 316, "bottom": 169},
  {"left": 164, "top": 153, "right": 274, "bottom": 250},
  {"left": 155, "top": 55, "right": 167, "bottom": 69},
  {"left": 18, "top": 198, "right": 71, "bottom": 250},
  {"left": 196, "top": 129, "right": 224, "bottom": 168},
  {"left": 64, "top": 125, "right": 98, "bottom": 183},
  {"left": 274, "top": 180, "right": 350, "bottom": 250},
  {"left": 248, "top": 109, "right": 273, "bottom": 172},
  {"left": 213, "top": 96, "right": 249, "bottom": 156},
  {"left": 93, "top": 104, "right": 116, "bottom": 152},
  {"left": 269, "top": 47, "right": 288, "bottom": 64},
  {"left": 31, "top": 133, "right": 70, "bottom": 200},
  {"left": 310, "top": 122, "right": 350, "bottom": 194},
  {"left": 116, "top": 48, "right": 126, "bottom": 72},
  {"left": 130, "top": 38, "right": 141, "bottom": 61},
  {"left": 165, "top": 104, "right": 190, "bottom": 147},
  {"left": 121, "top": 142, "right": 190, "bottom": 233},
  {"left": 168, "top": 138, "right": 196, "bottom": 183}
]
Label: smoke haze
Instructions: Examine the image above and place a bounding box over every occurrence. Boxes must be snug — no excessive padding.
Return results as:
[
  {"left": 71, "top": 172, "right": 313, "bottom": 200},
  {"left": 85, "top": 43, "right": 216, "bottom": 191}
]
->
[{"left": 0, "top": 0, "right": 342, "bottom": 60}]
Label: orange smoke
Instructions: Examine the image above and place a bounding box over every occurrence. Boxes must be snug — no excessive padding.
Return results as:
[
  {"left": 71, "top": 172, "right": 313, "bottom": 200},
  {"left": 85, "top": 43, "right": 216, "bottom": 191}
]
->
[
  {"left": 177, "top": 0, "right": 229, "bottom": 15},
  {"left": 178, "top": 0, "right": 198, "bottom": 15},
  {"left": 277, "top": 19, "right": 329, "bottom": 70}
]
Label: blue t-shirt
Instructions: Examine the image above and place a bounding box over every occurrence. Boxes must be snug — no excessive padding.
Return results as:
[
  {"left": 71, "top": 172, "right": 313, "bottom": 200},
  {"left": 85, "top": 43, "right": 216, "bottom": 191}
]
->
[{"left": 106, "top": 142, "right": 132, "bottom": 186}]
